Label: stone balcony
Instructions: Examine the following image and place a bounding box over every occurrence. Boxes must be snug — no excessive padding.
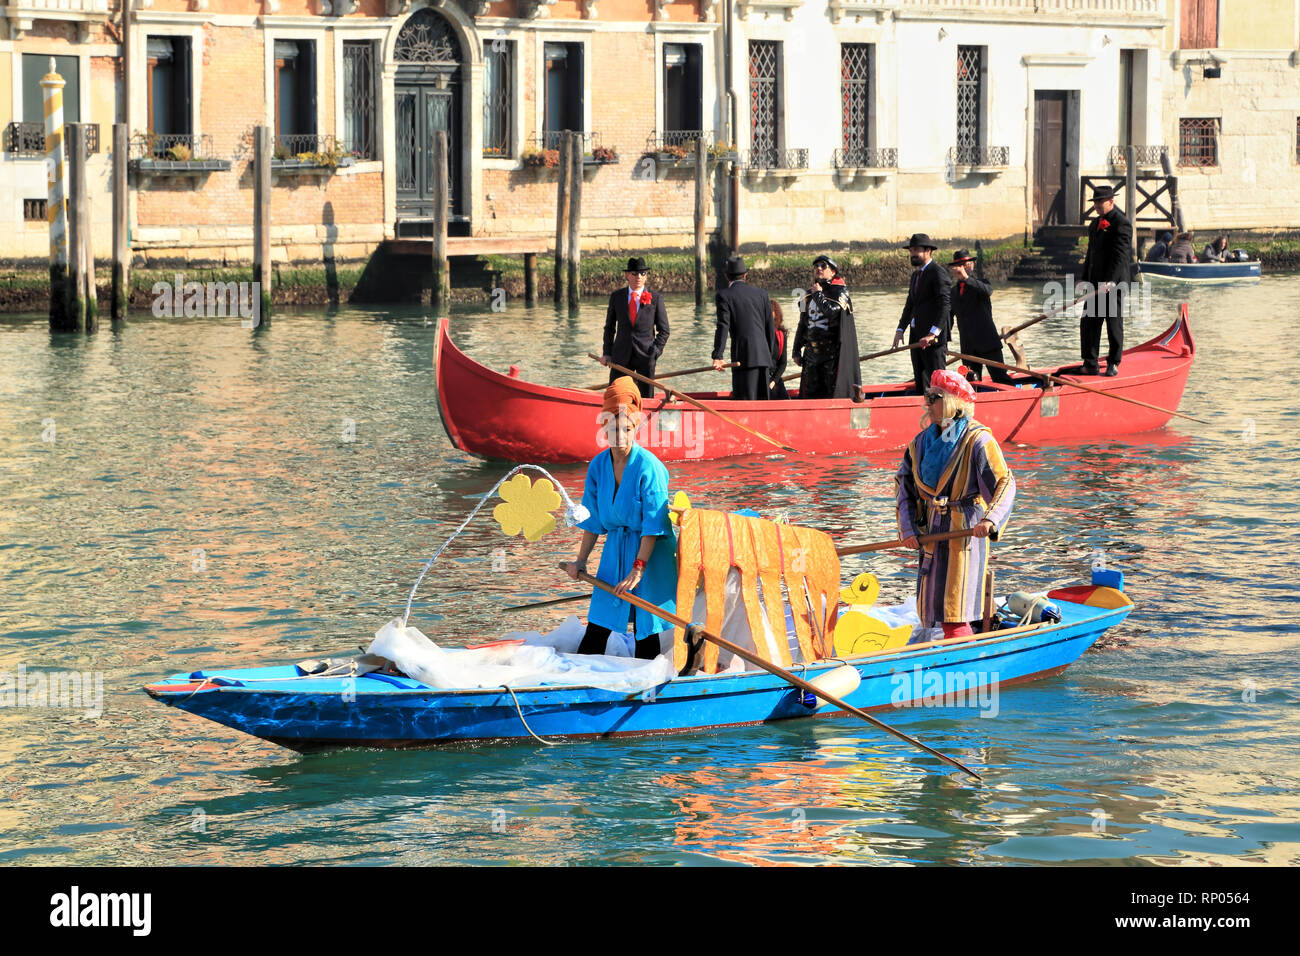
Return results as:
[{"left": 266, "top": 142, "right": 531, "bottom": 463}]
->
[
  {"left": 826, "top": 0, "right": 1166, "bottom": 25},
  {"left": 4, "top": 0, "right": 111, "bottom": 41}
]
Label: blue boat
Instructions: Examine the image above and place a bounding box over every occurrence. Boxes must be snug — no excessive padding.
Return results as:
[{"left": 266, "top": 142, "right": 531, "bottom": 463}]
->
[
  {"left": 144, "top": 572, "right": 1133, "bottom": 752},
  {"left": 1138, "top": 259, "right": 1260, "bottom": 282}
]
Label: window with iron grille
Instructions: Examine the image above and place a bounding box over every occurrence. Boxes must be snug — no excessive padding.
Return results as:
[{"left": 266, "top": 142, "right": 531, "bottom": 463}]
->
[
  {"left": 483, "top": 41, "right": 513, "bottom": 158},
  {"left": 343, "top": 40, "right": 376, "bottom": 160},
  {"left": 841, "top": 43, "right": 872, "bottom": 164},
  {"left": 956, "top": 46, "right": 983, "bottom": 165},
  {"left": 24, "top": 198, "right": 47, "bottom": 222},
  {"left": 1178, "top": 117, "right": 1219, "bottom": 167},
  {"left": 749, "top": 40, "right": 779, "bottom": 167}
]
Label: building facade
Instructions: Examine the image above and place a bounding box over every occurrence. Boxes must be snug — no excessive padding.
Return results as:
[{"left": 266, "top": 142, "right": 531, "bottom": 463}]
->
[{"left": 0, "top": 0, "right": 1296, "bottom": 270}]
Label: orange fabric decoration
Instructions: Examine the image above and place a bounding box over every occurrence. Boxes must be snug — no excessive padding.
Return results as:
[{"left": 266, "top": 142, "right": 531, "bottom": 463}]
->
[
  {"left": 672, "top": 509, "right": 840, "bottom": 674},
  {"left": 602, "top": 376, "right": 642, "bottom": 420}
]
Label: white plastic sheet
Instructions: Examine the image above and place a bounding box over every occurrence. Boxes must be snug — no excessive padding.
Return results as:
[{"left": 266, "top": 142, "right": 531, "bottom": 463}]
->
[{"left": 366, "top": 617, "right": 674, "bottom": 693}]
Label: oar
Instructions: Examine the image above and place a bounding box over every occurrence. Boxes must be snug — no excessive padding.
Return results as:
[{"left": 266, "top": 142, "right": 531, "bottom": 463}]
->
[
  {"left": 504, "top": 593, "right": 588, "bottom": 613},
  {"left": 589, "top": 354, "right": 798, "bottom": 454},
  {"left": 945, "top": 348, "right": 1208, "bottom": 425},
  {"left": 568, "top": 565, "right": 982, "bottom": 781},
  {"left": 583, "top": 361, "right": 737, "bottom": 390},
  {"left": 783, "top": 341, "right": 925, "bottom": 383},
  {"left": 998, "top": 284, "right": 1106, "bottom": 341},
  {"left": 836, "top": 527, "right": 978, "bottom": 557}
]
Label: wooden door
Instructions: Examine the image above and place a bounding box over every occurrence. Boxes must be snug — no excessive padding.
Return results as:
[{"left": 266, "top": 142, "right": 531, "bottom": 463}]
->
[{"left": 1033, "top": 91, "right": 1067, "bottom": 228}]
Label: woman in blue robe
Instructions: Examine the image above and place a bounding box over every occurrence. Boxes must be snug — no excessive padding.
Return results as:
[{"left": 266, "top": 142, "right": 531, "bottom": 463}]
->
[{"left": 562, "top": 377, "right": 677, "bottom": 659}]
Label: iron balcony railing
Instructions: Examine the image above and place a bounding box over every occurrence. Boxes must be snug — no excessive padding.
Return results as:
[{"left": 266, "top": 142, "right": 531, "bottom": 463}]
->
[
  {"left": 273, "top": 133, "right": 346, "bottom": 162},
  {"left": 533, "top": 130, "right": 597, "bottom": 152},
  {"left": 645, "top": 130, "right": 714, "bottom": 154},
  {"left": 1108, "top": 145, "right": 1169, "bottom": 167},
  {"left": 129, "top": 133, "right": 230, "bottom": 173},
  {"left": 948, "top": 145, "right": 1010, "bottom": 166},
  {"left": 4, "top": 121, "right": 99, "bottom": 156},
  {"left": 833, "top": 146, "right": 898, "bottom": 169},
  {"left": 744, "top": 147, "right": 809, "bottom": 171}
]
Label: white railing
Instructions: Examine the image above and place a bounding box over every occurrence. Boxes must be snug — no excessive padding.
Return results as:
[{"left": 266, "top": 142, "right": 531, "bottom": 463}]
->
[{"left": 892, "top": 0, "right": 1165, "bottom": 16}]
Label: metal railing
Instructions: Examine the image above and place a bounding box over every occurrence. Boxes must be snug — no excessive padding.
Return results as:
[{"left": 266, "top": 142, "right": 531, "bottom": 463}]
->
[
  {"left": 1108, "top": 145, "right": 1168, "bottom": 167},
  {"left": 534, "top": 130, "right": 597, "bottom": 152},
  {"left": 4, "top": 121, "right": 99, "bottom": 156},
  {"left": 273, "top": 133, "right": 342, "bottom": 161},
  {"left": 948, "top": 145, "right": 1010, "bottom": 166},
  {"left": 744, "top": 147, "right": 809, "bottom": 170},
  {"left": 645, "top": 130, "right": 714, "bottom": 154},
  {"left": 130, "top": 132, "right": 216, "bottom": 161},
  {"left": 833, "top": 146, "right": 897, "bottom": 169}
]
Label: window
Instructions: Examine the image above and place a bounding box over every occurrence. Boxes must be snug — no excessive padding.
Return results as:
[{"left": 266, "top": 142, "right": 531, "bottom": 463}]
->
[
  {"left": 24, "top": 198, "right": 47, "bottom": 222},
  {"left": 342, "top": 40, "right": 376, "bottom": 160},
  {"left": 1179, "top": 0, "right": 1218, "bottom": 50},
  {"left": 23, "top": 54, "right": 80, "bottom": 124},
  {"left": 483, "top": 40, "right": 513, "bottom": 158},
  {"left": 663, "top": 43, "right": 702, "bottom": 134},
  {"left": 955, "top": 45, "right": 984, "bottom": 164},
  {"left": 146, "top": 38, "right": 191, "bottom": 136},
  {"left": 841, "top": 43, "right": 873, "bottom": 164},
  {"left": 1178, "top": 117, "right": 1219, "bottom": 167},
  {"left": 1295, "top": 116, "right": 1299, "bottom": 164},
  {"left": 275, "top": 40, "right": 317, "bottom": 140},
  {"left": 542, "top": 42, "right": 583, "bottom": 148},
  {"left": 749, "top": 40, "right": 779, "bottom": 167}
]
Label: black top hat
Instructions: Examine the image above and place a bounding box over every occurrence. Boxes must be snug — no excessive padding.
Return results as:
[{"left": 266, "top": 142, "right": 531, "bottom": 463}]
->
[
  {"left": 1090, "top": 185, "right": 1115, "bottom": 202},
  {"left": 812, "top": 254, "right": 840, "bottom": 272},
  {"left": 625, "top": 256, "right": 650, "bottom": 273},
  {"left": 904, "top": 233, "right": 938, "bottom": 250},
  {"left": 725, "top": 255, "right": 747, "bottom": 276},
  {"left": 949, "top": 249, "right": 976, "bottom": 265}
]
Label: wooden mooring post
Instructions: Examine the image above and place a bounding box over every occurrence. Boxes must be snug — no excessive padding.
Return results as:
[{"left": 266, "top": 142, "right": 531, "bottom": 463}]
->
[
  {"left": 252, "top": 125, "right": 272, "bottom": 322},
  {"left": 432, "top": 129, "right": 450, "bottom": 311},
  {"left": 66, "top": 124, "right": 96, "bottom": 331},
  {"left": 1125, "top": 145, "right": 1138, "bottom": 263},
  {"left": 694, "top": 143, "right": 707, "bottom": 304},
  {"left": 524, "top": 252, "right": 538, "bottom": 306},
  {"left": 43, "top": 62, "right": 74, "bottom": 331},
  {"left": 553, "top": 134, "right": 571, "bottom": 306},
  {"left": 111, "top": 123, "right": 128, "bottom": 322},
  {"left": 1160, "top": 150, "right": 1186, "bottom": 233},
  {"left": 567, "top": 130, "right": 582, "bottom": 310}
]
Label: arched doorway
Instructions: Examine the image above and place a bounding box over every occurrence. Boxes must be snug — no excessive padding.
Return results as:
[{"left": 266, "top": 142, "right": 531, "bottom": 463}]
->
[{"left": 393, "top": 8, "right": 464, "bottom": 224}]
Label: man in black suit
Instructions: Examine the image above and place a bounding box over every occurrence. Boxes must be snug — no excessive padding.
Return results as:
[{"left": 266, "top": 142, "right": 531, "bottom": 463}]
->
[
  {"left": 949, "top": 249, "right": 1012, "bottom": 385},
  {"left": 601, "top": 256, "right": 670, "bottom": 398},
  {"left": 1079, "top": 185, "right": 1132, "bottom": 376},
  {"left": 892, "top": 233, "right": 952, "bottom": 395},
  {"left": 712, "top": 256, "right": 776, "bottom": 401}
]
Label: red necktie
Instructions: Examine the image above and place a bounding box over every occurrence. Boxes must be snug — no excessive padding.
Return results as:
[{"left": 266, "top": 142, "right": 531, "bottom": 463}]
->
[
  {"left": 628, "top": 291, "right": 637, "bottom": 326},
  {"left": 959, "top": 280, "right": 965, "bottom": 296}
]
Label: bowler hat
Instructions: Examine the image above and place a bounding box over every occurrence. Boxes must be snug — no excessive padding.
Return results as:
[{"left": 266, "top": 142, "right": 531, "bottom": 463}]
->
[
  {"left": 625, "top": 256, "right": 650, "bottom": 273},
  {"left": 904, "top": 233, "right": 937, "bottom": 250},
  {"left": 812, "top": 254, "right": 840, "bottom": 272},
  {"left": 725, "top": 255, "right": 748, "bottom": 276},
  {"left": 1090, "top": 185, "right": 1115, "bottom": 202},
  {"left": 949, "top": 249, "right": 976, "bottom": 265}
]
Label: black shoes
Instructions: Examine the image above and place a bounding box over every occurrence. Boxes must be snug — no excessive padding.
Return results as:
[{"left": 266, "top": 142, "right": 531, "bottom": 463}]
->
[{"left": 1104, "top": 365, "right": 1120, "bottom": 377}]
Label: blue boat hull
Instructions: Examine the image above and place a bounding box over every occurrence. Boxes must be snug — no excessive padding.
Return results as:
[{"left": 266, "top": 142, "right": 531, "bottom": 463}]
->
[
  {"left": 145, "top": 595, "right": 1131, "bottom": 750},
  {"left": 1138, "top": 260, "right": 1260, "bottom": 282}
]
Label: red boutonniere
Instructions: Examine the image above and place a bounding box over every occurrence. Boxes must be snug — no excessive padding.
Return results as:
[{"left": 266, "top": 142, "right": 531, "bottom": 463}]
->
[
  {"left": 639, "top": 290, "right": 652, "bottom": 306},
  {"left": 1098, "top": 218, "right": 1111, "bottom": 230}
]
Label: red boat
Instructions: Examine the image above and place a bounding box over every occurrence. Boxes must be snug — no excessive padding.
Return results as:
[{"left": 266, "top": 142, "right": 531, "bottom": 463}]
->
[{"left": 434, "top": 305, "right": 1195, "bottom": 464}]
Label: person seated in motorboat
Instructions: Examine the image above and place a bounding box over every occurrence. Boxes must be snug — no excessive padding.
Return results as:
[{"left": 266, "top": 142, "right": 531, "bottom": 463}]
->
[
  {"left": 1202, "top": 236, "right": 1229, "bottom": 262},
  {"left": 1144, "top": 231, "right": 1173, "bottom": 262},
  {"left": 562, "top": 376, "right": 677, "bottom": 660},
  {"left": 895, "top": 370, "right": 1016, "bottom": 641},
  {"left": 1168, "top": 233, "right": 1198, "bottom": 263}
]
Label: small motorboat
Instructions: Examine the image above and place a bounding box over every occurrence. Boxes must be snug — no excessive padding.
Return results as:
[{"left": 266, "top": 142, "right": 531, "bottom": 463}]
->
[{"left": 1138, "top": 259, "right": 1261, "bottom": 283}]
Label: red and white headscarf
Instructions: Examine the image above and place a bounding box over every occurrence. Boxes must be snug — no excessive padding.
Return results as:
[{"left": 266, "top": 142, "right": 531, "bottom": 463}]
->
[{"left": 930, "top": 369, "right": 975, "bottom": 404}]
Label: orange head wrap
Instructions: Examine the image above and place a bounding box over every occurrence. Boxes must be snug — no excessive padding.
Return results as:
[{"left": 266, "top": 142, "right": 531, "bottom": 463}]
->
[{"left": 601, "top": 376, "right": 643, "bottom": 422}]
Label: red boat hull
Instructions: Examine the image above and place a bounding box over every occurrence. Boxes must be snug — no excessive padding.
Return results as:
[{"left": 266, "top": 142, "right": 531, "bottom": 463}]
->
[{"left": 434, "top": 306, "right": 1195, "bottom": 463}]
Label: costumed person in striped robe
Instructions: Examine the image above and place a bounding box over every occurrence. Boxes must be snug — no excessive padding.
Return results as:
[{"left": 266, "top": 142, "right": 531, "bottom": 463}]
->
[
  {"left": 562, "top": 376, "right": 678, "bottom": 659},
  {"left": 895, "top": 369, "right": 1016, "bottom": 639}
]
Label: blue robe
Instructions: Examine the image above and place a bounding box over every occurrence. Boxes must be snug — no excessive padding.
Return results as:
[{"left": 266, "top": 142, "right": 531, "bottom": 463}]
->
[{"left": 577, "top": 444, "right": 677, "bottom": 636}]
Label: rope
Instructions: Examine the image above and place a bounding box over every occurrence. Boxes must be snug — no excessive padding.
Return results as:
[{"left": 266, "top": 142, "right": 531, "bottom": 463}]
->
[
  {"left": 401, "top": 464, "right": 583, "bottom": 628},
  {"left": 503, "top": 685, "right": 559, "bottom": 746}
]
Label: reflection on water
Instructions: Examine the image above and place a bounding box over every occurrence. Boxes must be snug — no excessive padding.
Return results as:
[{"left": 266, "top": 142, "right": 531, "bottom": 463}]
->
[{"left": 1, "top": 275, "right": 1298, "bottom": 865}]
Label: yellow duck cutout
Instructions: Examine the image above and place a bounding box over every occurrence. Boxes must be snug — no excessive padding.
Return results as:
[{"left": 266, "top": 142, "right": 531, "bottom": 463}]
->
[
  {"left": 668, "top": 490, "right": 691, "bottom": 526},
  {"left": 831, "top": 572, "right": 912, "bottom": 657},
  {"left": 493, "top": 474, "right": 562, "bottom": 541}
]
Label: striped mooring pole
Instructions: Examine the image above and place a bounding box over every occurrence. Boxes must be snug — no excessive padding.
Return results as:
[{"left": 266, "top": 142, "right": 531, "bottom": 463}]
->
[{"left": 43, "top": 60, "right": 75, "bottom": 330}]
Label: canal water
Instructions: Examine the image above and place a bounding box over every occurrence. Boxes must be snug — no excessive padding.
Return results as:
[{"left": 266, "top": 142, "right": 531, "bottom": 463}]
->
[{"left": 2, "top": 274, "right": 1297, "bottom": 866}]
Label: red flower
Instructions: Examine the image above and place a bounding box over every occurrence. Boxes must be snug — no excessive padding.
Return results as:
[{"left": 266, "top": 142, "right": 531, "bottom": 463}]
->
[
  {"left": 1098, "top": 218, "right": 1110, "bottom": 230},
  {"left": 640, "top": 290, "right": 652, "bottom": 306}
]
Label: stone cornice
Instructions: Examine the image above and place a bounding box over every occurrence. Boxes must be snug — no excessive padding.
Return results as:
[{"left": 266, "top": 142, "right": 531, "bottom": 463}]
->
[{"left": 736, "top": 0, "right": 803, "bottom": 21}]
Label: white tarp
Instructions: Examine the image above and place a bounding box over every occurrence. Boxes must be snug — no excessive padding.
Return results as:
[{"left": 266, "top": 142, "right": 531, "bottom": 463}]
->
[{"left": 366, "top": 617, "right": 674, "bottom": 693}]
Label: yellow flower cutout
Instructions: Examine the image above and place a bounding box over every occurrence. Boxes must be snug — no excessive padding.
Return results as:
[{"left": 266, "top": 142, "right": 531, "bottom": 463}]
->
[
  {"left": 668, "top": 490, "right": 691, "bottom": 526},
  {"left": 493, "top": 474, "right": 562, "bottom": 541}
]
